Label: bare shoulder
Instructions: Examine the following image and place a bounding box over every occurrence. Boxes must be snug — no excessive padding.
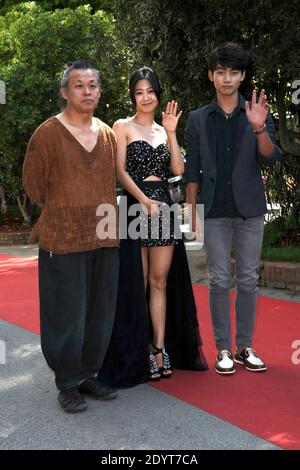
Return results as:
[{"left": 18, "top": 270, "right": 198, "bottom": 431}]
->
[
  {"left": 155, "top": 122, "right": 167, "bottom": 140},
  {"left": 113, "top": 117, "right": 133, "bottom": 130},
  {"left": 155, "top": 122, "right": 165, "bottom": 132},
  {"left": 113, "top": 117, "right": 135, "bottom": 138}
]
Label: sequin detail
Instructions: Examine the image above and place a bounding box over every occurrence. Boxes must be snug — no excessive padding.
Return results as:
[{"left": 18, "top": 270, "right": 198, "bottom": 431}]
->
[
  {"left": 137, "top": 181, "right": 180, "bottom": 247},
  {"left": 126, "top": 140, "right": 170, "bottom": 182}
]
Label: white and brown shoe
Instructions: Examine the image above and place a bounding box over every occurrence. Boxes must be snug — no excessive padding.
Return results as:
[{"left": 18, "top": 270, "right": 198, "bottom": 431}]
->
[
  {"left": 234, "top": 347, "right": 267, "bottom": 372},
  {"left": 215, "top": 349, "right": 235, "bottom": 375}
]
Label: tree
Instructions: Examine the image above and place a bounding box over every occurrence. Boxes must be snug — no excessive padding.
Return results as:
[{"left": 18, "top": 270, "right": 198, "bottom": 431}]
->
[
  {"left": 0, "top": 3, "right": 132, "bottom": 223},
  {"left": 0, "top": 0, "right": 114, "bottom": 15},
  {"left": 116, "top": 0, "right": 300, "bottom": 222}
]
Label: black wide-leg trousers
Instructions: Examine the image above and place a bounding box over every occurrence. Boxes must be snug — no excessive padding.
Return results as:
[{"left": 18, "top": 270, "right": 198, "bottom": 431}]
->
[{"left": 38, "top": 247, "right": 119, "bottom": 390}]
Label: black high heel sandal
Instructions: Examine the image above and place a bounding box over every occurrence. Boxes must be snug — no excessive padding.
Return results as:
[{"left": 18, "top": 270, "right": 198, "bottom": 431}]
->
[
  {"left": 152, "top": 344, "right": 172, "bottom": 378},
  {"left": 148, "top": 349, "right": 161, "bottom": 381}
]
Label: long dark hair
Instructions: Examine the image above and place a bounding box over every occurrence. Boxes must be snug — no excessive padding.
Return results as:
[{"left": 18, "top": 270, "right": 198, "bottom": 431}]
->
[{"left": 129, "top": 66, "right": 162, "bottom": 105}]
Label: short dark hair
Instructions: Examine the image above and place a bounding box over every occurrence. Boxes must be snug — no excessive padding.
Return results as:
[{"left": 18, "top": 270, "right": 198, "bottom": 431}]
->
[
  {"left": 208, "top": 42, "right": 249, "bottom": 72},
  {"left": 129, "top": 66, "right": 162, "bottom": 105},
  {"left": 60, "top": 59, "right": 100, "bottom": 89}
]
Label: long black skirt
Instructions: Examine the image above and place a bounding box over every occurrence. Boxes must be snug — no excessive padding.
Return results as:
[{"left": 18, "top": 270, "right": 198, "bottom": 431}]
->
[{"left": 99, "top": 182, "right": 208, "bottom": 388}]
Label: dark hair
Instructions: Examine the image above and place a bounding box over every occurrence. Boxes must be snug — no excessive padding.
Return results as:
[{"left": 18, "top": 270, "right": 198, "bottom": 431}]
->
[
  {"left": 129, "top": 66, "right": 162, "bottom": 105},
  {"left": 208, "top": 42, "right": 249, "bottom": 72},
  {"left": 60, "top": 59, "right": 100, "bottom": 89}
]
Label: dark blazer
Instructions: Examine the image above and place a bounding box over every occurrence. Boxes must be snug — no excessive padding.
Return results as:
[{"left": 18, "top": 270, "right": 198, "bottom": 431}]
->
[{"left": 184, "top": 95, "right": 282, "bottom": 218}]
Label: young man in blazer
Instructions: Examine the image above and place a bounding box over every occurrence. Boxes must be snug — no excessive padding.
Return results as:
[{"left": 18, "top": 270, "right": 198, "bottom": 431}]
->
[{"left": 185, "top": 42, "right": 282, "bottom": 375}]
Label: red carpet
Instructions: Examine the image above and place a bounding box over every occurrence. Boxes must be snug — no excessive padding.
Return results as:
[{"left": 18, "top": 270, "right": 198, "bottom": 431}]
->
[
  {"left": 0, "top": 254, "right": 40, "bottom": 334},
  {"left": 1, "top": 253, "right": 300, "bottom": 449}
]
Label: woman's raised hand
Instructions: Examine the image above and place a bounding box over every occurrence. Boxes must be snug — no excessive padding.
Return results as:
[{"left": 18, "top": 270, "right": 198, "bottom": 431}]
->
[{"left": 162, "top": 100, "right": 182, "bottom": 133}]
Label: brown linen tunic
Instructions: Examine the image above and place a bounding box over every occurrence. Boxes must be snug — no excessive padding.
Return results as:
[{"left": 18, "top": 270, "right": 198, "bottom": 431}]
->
[{"left": 23, "top": 116, "right": 119, "bottom": 254}]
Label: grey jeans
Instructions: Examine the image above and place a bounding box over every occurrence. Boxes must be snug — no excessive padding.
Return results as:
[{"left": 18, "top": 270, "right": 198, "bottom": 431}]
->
[{"left": 204, "top": 216, "right": 264, "bottom": 350}]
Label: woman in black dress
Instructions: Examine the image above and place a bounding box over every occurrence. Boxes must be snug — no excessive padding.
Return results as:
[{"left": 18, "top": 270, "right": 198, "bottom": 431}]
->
[{"left": 99, "top": 67, "right": 208, "bottom": 387}]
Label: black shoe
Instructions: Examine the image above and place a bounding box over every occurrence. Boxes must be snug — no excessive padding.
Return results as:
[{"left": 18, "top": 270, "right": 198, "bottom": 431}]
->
[
  {"left": 151, "top": 344, "right": 172, "bottom": 379},
  {"left": 78, "top": 378, "right": 118, "bottom": 400},
  {"left": 234, "top": 347, "right": 267, "bottom": 372},
  {"left": 58, "top": 387, "right": 88, "bottom": 413},
  {"left": 215, "top": 349, "right": 235, "bottom": 375}
]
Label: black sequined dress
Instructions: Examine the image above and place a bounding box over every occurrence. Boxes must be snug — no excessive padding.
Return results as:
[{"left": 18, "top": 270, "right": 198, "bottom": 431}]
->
[
  {"left": 99, "top": 141, "right": 208, "bottom": 388},
  {"left": 126, "top": 140, "right": 179, "bottom": 247}
]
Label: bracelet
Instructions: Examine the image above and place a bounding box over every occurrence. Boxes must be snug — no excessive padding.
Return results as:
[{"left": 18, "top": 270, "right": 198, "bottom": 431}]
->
[{"left": 252, "top": 123, "right": 267, "bottom": 135}]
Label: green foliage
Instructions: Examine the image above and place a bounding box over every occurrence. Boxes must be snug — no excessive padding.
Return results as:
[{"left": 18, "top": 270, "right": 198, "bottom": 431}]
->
[
  {"left": 116, "top": 0, "right": 300, "bottom": 108},
  {"left": 262, "top": 217, "right": 300, "bottom": 262},
  {"left": 263, "top": 219, "right": 283, "bottom": 247},
  {"left": 261, "top": 246, "right": 300, "bottom": 262},
  {"left": 263, "top": 153, "right": 300, "bottom": 222},
  {"left": 0, "top": 3, "right": 132, "bottom": 205},
  {"left": 0, "top": 0, "right": 114, "bottom": 15},
  {"left": 36, "top": 0, "right": 113, "bottom": 12}
]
